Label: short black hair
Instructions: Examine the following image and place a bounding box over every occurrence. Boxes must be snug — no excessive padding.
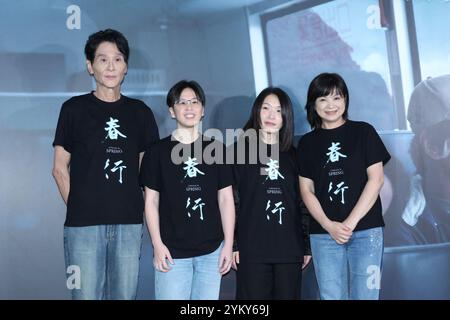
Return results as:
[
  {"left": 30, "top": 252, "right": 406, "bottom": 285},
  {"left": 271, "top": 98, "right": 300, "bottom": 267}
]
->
[
  {"left": 166, "top": 80, "right": 206, "bottom": 108},
  {"left": 305, "top": 73, "right": 349, "bottom": 129},
  {"left": 243, "top": 87, "right": 294, "bottom": 152},
  {"left": 84, "top": 29, "right": 129, "bottom": 64}
]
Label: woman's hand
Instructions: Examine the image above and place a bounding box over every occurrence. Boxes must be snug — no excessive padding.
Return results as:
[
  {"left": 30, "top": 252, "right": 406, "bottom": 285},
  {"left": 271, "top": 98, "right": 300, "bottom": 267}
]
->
[
  {"left": 153, "top": 242, "right": 174, "bottom": 272},
  {"left": 302, "top": 255, "right": 312, "bottom": 270},
  {"left": 325, "top": 221, "right": 353, "bottom": 244},
  {"left": 231, "top": 251, "right": 240, "bottom": 270},
  {"left": 219, "top": 245, "right": 233, "bottom": 275}
]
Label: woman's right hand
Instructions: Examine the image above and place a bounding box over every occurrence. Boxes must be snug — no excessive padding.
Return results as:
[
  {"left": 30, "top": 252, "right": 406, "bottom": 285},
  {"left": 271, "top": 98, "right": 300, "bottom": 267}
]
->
[
  {"left": 325, "top": 221, "right": 353, "bottom": 244},
  {"left": 231, "top": 251, "right": 240, "bottom": 270},
  {"left": 153, "top": 242, "right": 174, "bottom": 272}
]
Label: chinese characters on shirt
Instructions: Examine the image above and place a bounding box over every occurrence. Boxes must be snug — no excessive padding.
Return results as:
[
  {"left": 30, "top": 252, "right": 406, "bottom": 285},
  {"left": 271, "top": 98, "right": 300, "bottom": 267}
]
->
[
  {"left": 326, "top": 142, "right": 348, "bottom": 204},
  {"left": 183, "top": 157, "right": 206, "bottom": 221},
  {"left": 103, "top": 117, "right": 127, "bottom": 184}
]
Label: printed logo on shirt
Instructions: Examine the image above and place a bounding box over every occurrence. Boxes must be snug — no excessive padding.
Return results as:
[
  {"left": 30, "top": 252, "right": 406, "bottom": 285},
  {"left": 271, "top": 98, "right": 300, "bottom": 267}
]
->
[
  {"left": 105, "top": 117, "right": 127, "bottom": 140},
  {"left": 325, "top": 142, "right": 349, "bottom": 205},
  {"left": 106, "top": 146, "right": 123, "bottom": 154},
  {"left": 186, "top": 197, "right": 206, "bottom": 221},
  {"left": 328, "top": 181, "right": 349, "bottom": 204},
  {"left": 186, "top": 184, "right": 202, "bottom": 192},
  {"left": 328, "top": 168, "right": 344, "bottom": 176},
  {"left": 325, "top": 142, "right": 347, "bottom": 165},
  {"left": 104, "top": 159, "right": 127, "bottom": 184},
  {"left": 267, "top": 187, "right": 282, "bottom": 195},
  {"left": 262, "top": 158, "right": 284, "bottom": 182},
  {"left": 102, "top": 118, "right": 128, "bottom": 184},
  {"left": 265, "top": 200, "right": 286, "bottom": 225},
  {"left": 183, "top": 157, "right": 205, "bottom": 180}
]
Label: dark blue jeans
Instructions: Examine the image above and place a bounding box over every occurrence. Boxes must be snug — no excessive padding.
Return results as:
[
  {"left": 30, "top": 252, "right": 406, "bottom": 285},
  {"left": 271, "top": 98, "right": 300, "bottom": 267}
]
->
[{"left": 64, "top": 224, "right": 143, "bottom": 300}]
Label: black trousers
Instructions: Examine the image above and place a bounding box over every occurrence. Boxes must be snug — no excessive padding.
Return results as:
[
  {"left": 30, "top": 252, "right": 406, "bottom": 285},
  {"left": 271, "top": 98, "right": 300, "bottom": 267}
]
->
[{"left": 236, "top": 262, "right": 302, "bottom": 300}]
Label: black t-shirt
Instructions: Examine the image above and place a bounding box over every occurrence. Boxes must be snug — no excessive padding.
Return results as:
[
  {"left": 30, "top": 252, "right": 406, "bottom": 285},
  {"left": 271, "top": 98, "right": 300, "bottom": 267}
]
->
[
  {"left": 140, "top": 135, "right": 233, "bottom": 259},
  {"left": 297, "top": 120, "right": 391, "bottom": 234},
  {"left": 232, "top": 139, "right": 305, "bottom": 263},
  {"left": 53, "top": 92, "right": 159, "bottom": 226}
]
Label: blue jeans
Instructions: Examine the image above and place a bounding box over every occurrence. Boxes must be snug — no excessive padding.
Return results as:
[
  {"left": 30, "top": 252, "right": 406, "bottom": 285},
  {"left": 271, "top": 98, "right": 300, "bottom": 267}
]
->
[
  {"left": 155, "top": 243, "right": 223, "bottom": 300},
  {"left": 64, "top": 224, "right": 143, "bottom": 300},
  {"left": 310, "top": 227, "right": 384, "bottom": 300}
]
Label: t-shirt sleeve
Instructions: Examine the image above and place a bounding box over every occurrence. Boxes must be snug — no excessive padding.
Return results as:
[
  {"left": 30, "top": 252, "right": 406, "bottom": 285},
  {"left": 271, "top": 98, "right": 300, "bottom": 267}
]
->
[
  {"left": 364, "top": 123, "right": 391, "bottom": 167},
  {"left": 290, "top": 146, "right": 300, "bottom": 176},
  {"left": 52, "top": 101, "right": 73, "bottom": 153},
  {"left": 218, "top": 143, "right": 234, "bottom": 190},
  {"left": 296, "top": 136, "right": 313, "bottom": 179},
  {"left": 139, "top": 144, "right": 161, "bottom": 191},
  {"left": 139, "top": 105, "right": 160, "bottom": 152},
  {"left": 231, "top": 163, "right": 239, "bottom": 189},
  {"left": 227, "top": 142, "right": 239, "bottom": 187},
  {"left": 218, "top": 163, "right": 234, "bottom": 190}
]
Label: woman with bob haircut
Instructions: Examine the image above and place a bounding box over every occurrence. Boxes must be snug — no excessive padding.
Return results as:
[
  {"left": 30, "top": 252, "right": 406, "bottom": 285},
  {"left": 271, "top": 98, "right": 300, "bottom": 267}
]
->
[
  {"left": 140, "top": 80, "right": 235, "bottom": 300},
  {"left": 297, "top": 73, "right": 390, "bottom": 300}
]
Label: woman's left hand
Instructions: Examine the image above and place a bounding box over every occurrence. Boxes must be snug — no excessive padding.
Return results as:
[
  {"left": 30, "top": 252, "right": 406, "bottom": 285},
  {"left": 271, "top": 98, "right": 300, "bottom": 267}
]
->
[
  {"left": 219, "top": 246, "right": 233, "bottom": 275},
  {"left": 302, "top": 255, "right": 312, "bottom": 270}
]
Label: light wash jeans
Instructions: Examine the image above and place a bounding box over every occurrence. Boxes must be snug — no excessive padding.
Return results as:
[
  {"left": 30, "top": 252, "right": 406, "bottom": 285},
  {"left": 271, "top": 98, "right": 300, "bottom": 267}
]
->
[
  {"left": 155, "top": 243, "right": 223, "bottom": 300},
  {"left": 310, "top": 227, "right": 384, "bottom": 300},
  {"left": 63, "top": 224, "right": 143, "bottom": 300}
]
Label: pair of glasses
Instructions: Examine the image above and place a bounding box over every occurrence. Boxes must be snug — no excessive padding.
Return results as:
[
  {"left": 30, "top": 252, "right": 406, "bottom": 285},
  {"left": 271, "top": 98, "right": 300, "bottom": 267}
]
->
[{"left": 175, "top": 98, "right": 200, "bottom": 106}]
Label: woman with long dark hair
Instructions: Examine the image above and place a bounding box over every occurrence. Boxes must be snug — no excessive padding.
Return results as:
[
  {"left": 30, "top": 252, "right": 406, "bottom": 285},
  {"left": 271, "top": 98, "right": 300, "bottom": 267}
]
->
[{"left": 232, "top": 87, "right": 311, "bottom": 299}]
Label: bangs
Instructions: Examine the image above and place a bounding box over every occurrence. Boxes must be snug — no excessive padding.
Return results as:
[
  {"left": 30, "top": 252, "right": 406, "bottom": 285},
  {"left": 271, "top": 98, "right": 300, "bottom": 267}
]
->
[{"left": 317, "top": 85, "right": 345, "bottom": 98}]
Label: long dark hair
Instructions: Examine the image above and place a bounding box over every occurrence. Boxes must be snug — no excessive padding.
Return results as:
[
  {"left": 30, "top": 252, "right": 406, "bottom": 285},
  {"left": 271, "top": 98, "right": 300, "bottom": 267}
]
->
[
  {"left": 305, "top": 73, "right": 349, "bottom": 129},
  {"left": 243, "top": 87, "right": 294, "bottom": 151}
]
